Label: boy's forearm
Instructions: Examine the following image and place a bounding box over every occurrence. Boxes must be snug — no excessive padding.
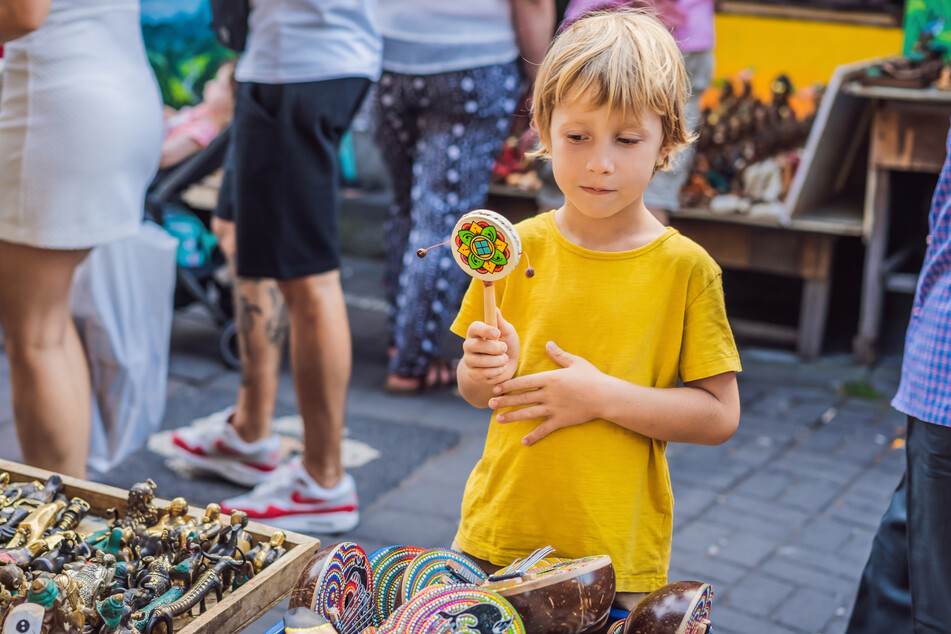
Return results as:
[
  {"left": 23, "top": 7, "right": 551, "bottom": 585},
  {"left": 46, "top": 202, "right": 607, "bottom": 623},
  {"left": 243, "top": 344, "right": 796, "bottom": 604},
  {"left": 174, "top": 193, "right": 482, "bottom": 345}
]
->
[{"left": 595, "top": 375, "right": 739, "bottom": 446}]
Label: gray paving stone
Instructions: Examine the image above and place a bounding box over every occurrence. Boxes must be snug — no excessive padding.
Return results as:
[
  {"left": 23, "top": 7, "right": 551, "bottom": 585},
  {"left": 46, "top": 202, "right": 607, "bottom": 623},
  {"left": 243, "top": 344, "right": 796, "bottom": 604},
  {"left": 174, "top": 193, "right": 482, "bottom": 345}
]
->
[
  {"left": 712, "top": 531, "right": 779, "bottom": 568},
  {"left": 712, "top": 606, "right": 798, "bottom": 634},
  {"left": 667, "top": 552, "right": 749, "bottom": 586},
  {"left": 720, "top": 495, "right": 812, "bottom": 529},
  {"left": 378, "top": 478, "right": 465, "bottom": 519},
  {"left": 352, "top": 508, "right": 459, "bottom": 549},
  {"left": 731, "top": 473, "right": 792, "bottom": 500},
  {"left": 724, "top": 574, "right": 795, "bottom": 617},
  {"left": 777, "top": 479, "right": 847, "bottom": 514},
  {"left": 759, "top": 558, "right": 858, "bottom": 595},
  {"left": 702, "top": 506, "right": 799, "bottom": 540},
  {"left": 774, "top": 587, "right": 846, "bottom": 632},
  {"left": 671, "top": 486, "right": 720, "bottom": 519},
  {"left": 836, "top": 528, "right": 876, "bottom": 567},
  {"left": 673, "top": 521, "right": 734, "bottom": 555},
  {"left": 796, "top": 517, "right": 859, "bottom": 552},
  {"left": 776, "top": 545, "right": 863, "bottom": 583}
]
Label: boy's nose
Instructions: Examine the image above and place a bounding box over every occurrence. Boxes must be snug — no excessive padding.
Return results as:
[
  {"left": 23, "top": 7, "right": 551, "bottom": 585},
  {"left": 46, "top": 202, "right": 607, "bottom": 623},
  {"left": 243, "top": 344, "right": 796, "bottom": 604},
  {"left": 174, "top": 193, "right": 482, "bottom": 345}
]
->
[{"left": 586, "top": 146, "right": 614, "bottom": 174}]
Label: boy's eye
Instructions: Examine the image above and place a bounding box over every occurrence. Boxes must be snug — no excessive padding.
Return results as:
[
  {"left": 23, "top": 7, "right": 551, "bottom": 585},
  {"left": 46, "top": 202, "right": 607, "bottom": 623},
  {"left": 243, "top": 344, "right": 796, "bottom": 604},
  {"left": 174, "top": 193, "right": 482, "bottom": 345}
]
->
[
  {"left": 566, "top": 134, "right": 585, "bottom": 142},
  {"left": 617, "top": 137, "right": 640, "bottom": 145}
]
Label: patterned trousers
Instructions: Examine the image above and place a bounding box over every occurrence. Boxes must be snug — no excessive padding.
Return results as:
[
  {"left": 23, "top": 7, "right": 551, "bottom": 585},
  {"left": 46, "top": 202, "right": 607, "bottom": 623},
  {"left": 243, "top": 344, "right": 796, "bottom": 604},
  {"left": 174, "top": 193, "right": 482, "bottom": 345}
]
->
[{"left": 375, "top": 62, "right": 520, "bottom": 377}]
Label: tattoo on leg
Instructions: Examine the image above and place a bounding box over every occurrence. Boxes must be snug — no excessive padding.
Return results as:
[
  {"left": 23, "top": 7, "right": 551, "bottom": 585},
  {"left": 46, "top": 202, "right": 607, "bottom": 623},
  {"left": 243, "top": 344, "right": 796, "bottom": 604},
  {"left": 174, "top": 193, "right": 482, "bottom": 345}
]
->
[
  {"left": 265, "top": 286, "right": 289, "bottom": 351},
  {"left": 237, "top": 291, "right": 264, "bottom": 366}
]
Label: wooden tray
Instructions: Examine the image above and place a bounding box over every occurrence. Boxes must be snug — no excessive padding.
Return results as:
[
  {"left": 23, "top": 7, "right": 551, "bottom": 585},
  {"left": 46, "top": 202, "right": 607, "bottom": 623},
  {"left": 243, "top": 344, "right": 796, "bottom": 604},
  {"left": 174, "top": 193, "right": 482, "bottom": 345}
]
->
[{"left": 0, "top": 458, "right": 321, "bottom": 633}]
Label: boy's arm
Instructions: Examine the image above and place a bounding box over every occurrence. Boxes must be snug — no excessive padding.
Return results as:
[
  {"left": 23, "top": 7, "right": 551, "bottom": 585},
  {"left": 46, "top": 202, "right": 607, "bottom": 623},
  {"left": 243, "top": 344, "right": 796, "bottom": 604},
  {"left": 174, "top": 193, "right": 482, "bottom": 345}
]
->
[{"left": 489, "top": 341, "right": 739, "bottom": 446}]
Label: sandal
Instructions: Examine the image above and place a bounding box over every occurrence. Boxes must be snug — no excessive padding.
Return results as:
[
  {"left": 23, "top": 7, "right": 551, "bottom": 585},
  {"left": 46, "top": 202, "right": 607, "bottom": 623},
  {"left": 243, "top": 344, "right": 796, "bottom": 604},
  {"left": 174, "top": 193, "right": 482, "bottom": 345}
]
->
[{"left": 384, "top": 357, "right": 458, "bottom": 394}]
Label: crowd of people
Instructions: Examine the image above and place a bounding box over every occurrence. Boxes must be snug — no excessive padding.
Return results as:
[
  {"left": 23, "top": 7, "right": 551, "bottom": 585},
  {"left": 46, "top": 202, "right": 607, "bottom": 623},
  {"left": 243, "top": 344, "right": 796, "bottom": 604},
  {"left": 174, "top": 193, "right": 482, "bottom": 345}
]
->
[{"left": 0, "top": 0, "right": 948, "bottom": 627}]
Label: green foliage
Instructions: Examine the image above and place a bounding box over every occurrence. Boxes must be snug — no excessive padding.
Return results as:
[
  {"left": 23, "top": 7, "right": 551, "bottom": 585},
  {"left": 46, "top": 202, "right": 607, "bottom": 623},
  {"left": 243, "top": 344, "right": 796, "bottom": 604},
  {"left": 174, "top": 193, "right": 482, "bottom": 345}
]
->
[
  {"left": 143, "top": 17, "right": 234, "bottom": 108},
  {"left": 838, "top": 380, "right": 884, "bottom": 401}
]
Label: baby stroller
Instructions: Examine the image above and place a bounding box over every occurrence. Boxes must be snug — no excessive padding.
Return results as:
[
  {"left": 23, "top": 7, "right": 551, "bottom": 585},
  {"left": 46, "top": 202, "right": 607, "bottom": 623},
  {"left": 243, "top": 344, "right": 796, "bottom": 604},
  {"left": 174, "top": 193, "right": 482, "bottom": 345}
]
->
[{"left": 145, "top": 128, "right": 240, "bottom": 369}]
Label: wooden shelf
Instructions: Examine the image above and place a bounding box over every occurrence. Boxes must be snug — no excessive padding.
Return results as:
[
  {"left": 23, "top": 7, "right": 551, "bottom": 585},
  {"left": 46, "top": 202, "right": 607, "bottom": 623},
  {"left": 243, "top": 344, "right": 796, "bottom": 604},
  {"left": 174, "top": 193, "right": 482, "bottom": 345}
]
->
[{"left": 716, "top": 1, "right": 901, "bottom": 27}]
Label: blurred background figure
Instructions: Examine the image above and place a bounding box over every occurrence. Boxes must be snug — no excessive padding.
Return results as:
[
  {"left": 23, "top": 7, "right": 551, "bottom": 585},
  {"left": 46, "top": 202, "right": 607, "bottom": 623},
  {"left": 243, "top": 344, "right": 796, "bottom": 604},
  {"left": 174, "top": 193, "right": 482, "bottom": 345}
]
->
[
  {"left": 0, "top": 0, "right": 163, "bottom": 478},
  {"left": 376, "top": 0, "right": 555, "bottom": 393},
  {"left": 160, "top": 58, "right": 236, "bottom": 170},
  {"left": 171, "top": 0, "right": 381, "bottom": 534}
]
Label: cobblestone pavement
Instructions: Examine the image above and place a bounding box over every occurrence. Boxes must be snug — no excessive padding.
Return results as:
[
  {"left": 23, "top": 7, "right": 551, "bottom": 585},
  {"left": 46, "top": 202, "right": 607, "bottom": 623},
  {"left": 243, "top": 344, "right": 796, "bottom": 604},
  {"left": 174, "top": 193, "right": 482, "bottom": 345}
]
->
[{"left": 0, "top": 253, "right": 907, "bottom": 634}]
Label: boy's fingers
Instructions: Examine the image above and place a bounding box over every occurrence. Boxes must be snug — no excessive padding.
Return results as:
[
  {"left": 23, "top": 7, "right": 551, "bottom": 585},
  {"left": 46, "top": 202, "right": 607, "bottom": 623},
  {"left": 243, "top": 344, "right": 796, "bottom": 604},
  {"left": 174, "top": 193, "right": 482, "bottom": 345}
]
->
[
  {"left": 465, "top": 353, "right": 508, "bottom": 369},
  {"left": 467, "top": 320, "right": 501, "bottom": 341},
  {"left": 462, "top": 337, "right": 507, "bottom": 357},
  {"left": 522, "top": 420, "right": 558, "bottom": 446},
  {"left": 496, "top": 404, "right": 547, "bottom": 423}
]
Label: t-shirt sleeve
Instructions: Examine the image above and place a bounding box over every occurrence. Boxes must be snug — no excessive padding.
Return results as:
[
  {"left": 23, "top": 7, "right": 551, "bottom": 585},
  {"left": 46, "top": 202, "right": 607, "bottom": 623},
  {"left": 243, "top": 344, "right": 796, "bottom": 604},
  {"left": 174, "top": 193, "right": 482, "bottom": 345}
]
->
[
  {"left": 680, "top": 273, "right": 742, "bottom": 382},
  {"left": 450, "top": 277, "right": 482, "bottom": 339}
]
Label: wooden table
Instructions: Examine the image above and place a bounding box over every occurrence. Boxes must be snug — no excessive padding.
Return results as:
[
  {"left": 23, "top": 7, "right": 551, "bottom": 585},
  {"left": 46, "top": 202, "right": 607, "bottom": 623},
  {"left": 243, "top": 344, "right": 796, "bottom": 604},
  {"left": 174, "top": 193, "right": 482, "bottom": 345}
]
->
[
  {"left": 669, "top": 208, "right": 859, "bottom": 358},
  {"left": 842, "top": 83, "right": 951, "bottom": 363}
]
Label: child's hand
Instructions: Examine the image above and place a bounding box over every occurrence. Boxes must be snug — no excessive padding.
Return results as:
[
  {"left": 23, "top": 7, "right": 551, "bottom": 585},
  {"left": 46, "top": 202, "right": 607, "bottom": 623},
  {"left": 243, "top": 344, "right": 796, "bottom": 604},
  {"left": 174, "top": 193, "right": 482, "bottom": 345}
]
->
[
  {"left": 488, "top": 341, "right": 604, "bottom": 446},
  {"left": 461, "top": 309, "right": 520, "bottom": 387}
]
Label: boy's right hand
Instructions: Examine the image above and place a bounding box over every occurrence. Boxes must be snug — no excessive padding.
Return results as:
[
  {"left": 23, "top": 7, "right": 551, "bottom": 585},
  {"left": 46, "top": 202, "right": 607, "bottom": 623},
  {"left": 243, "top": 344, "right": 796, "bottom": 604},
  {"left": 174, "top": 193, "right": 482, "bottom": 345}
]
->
[{"left": 461, "top": 309, "right": 519, "bottom": 387}]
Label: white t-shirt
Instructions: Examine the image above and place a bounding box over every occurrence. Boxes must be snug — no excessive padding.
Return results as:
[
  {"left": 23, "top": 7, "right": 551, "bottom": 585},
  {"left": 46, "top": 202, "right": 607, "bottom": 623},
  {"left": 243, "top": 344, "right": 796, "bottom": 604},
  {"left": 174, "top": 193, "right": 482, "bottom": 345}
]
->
[
  {"left": 236, "top": 0, "right": 382, "bottom": 84},
  {"left": 378, "top": 0, "right": 518, "bottom": 74}
]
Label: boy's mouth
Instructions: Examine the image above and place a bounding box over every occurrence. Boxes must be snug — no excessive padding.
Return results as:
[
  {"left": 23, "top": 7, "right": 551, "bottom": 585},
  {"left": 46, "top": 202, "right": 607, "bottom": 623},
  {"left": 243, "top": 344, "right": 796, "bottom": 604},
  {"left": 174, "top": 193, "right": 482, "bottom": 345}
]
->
[{"left": 581, "top": 186, "right": 614, "bottom": 195}]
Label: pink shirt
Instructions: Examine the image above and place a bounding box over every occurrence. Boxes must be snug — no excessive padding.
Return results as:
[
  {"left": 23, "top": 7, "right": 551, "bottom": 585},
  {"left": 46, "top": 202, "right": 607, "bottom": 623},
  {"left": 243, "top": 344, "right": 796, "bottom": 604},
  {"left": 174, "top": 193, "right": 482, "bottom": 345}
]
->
[
  {"left": 164, "top": 105, "right": 220, "bottom": 149},
  {"left": 564, "top": 0, "right": 714, "bottom": 52}
]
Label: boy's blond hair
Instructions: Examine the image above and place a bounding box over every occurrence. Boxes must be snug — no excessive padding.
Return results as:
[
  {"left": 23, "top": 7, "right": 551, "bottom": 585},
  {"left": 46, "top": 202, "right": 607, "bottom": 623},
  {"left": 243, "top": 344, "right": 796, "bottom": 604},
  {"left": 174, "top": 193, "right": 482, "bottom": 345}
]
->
[{"left": 532, "top": 10, "right": 694, "bottom": 171}]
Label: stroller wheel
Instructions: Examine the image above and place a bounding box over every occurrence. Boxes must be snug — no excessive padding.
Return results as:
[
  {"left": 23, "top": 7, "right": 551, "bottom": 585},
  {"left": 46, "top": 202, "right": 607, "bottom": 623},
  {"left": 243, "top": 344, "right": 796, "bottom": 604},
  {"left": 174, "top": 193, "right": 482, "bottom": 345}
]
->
[{"left": 219, "top": 319, "right": 241, "bottom": 370}]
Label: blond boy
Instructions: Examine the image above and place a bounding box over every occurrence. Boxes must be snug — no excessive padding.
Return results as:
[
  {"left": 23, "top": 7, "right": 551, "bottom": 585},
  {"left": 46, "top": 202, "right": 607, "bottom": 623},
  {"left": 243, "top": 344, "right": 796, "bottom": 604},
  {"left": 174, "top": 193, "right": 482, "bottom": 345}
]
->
[{"left": 450, "top": 11, "right": 742, "bottom": 607}]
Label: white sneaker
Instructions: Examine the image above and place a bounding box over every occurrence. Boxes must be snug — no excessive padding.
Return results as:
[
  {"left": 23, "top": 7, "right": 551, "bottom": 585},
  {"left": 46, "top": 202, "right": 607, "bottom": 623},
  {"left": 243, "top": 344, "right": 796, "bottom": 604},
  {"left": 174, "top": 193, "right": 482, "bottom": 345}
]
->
[
  {"left": 170, "top": 407, "right": 282, "bottom": 487},
  {"left": 220, "top": 458, "right": 359, "bottom": 534}
]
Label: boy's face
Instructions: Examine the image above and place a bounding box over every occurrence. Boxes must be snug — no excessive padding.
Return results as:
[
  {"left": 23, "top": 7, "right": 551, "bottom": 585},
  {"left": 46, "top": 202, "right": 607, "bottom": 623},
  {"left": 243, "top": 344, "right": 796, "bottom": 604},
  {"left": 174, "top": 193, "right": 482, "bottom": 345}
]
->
[{"left": 547, "top": 91, "right": 670, "bottom": 222}]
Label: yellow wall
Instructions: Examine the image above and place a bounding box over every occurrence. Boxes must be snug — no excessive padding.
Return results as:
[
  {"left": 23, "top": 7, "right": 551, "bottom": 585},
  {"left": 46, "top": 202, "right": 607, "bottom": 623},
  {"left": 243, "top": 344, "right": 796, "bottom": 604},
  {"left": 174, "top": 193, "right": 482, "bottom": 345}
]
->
[{"left": 714, "top": 14, "right": 904, "bottom": 96}]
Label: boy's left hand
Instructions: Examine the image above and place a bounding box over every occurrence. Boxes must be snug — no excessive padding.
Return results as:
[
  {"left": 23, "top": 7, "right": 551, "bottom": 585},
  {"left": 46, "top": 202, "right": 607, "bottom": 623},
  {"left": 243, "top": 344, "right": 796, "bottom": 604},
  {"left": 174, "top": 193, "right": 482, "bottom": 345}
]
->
[{"left": 488, "top": 341, "right": 604, "bottom": 446}]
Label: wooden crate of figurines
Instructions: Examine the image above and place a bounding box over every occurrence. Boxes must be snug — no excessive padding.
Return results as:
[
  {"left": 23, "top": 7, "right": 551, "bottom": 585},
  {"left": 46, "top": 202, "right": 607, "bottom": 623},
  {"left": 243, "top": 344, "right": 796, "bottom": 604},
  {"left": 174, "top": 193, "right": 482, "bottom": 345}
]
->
[
  {"left": 0, "top": 459, "right": 320, "bottom": 634},
  {"left": 279, "top": 541, "right": 713, "bottom": 634}
]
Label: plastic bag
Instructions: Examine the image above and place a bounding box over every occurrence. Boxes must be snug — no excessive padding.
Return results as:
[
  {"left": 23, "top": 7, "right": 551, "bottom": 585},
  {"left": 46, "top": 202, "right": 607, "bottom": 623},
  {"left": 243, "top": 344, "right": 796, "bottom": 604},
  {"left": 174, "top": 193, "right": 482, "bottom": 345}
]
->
[{"left": 70, "top": 221, "right": 178, "bottom": 473}]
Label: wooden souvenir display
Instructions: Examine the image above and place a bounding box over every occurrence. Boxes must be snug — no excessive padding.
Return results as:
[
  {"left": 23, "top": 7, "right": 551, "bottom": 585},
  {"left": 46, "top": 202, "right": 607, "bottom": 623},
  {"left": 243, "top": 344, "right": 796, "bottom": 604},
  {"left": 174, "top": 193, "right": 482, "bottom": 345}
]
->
[
  {"left": 622, "top": 581, "right": 713, "bottom": 634},
  {"left": 0, "top": 459, "right": 319, "bottom": 634},
  {"left": 288, "top": 542, "right": 375, "bottom": 634},
  {"left": 418, "top": 209, "right": 531, "bottom": 329},
  {"left": 399, "top": 548, "right": 487, "bottom": 604},
  {"left": 367, "top": 545, "right": 424, "bottom": 625},
  {"left": 379, "top": 584, "right": 525, "bottom": 634},
  {"left": 483, "top": 554, "right": 615, "bottom": 634}
]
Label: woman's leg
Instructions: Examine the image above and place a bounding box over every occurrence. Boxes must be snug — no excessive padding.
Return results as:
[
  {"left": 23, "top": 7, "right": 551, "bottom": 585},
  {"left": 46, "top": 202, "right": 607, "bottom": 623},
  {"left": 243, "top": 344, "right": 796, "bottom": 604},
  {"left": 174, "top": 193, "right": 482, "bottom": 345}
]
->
[
  {"left": 0, "top": 239, "right": 91, "bottom": 477},
  {"left": 388, "top": 62, "right": 520, "bottom": 382},
  {"left": 375, "top": 74, "right": 420, "bottom": 348}
]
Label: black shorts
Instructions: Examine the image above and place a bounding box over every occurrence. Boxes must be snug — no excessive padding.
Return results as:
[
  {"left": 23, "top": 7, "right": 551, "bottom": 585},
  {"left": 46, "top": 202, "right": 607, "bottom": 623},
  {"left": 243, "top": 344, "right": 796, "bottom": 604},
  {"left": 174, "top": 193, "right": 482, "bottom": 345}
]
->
[{"left": 227, "top": 77, "right": 370, "bottom": 279}]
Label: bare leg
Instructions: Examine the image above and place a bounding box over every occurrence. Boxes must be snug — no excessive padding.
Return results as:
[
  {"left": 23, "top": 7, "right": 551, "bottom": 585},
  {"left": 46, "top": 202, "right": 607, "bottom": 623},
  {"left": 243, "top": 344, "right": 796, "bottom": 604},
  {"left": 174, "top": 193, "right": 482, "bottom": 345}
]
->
[
  {"left": 0, "top": 239, "right": 91, "bottom": 477},
  {"left": 212, "top": 218, "right": 285, "bottom": 443},
  {"left": 277, "top": 271, "right": 350, "bottom": 489}
]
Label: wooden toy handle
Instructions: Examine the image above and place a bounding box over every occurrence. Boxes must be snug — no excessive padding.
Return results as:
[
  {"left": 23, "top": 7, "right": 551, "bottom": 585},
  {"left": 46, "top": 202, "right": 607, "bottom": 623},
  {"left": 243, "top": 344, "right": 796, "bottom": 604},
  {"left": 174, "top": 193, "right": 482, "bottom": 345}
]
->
[{"left": 483, "top": 281, "right": 497, "bottom": 329}]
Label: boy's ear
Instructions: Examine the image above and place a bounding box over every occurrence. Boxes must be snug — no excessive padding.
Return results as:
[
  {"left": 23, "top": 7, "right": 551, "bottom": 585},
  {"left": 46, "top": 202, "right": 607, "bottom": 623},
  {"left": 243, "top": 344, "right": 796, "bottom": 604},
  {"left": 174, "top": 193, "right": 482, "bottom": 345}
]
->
[{"left": 533, "top": 116, "right": 552, "bottom": 152}]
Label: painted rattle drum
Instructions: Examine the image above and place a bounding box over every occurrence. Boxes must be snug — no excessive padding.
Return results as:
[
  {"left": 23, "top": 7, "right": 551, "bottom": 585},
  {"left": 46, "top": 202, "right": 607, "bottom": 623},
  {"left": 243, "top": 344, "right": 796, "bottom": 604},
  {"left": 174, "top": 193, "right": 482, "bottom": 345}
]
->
[
  {"left": 419, "top": 209, "right": 530, "bottom": 329},
  {"left": 400, "top": 548, "right": 488, "bottom": 604},
  {"left": 482, "top": 554, "right": 616, "bottom": 634},
  {"left": 379, "top": 584, "right": 526, "bottom": 634},
  {"left": 367, "top": 544, "right": 424, "bottom": 625},
  {"left": 623, "top": 581, "right": 713, "bottom": 634},
  {"left": 288, "top": 541, "right": 375, "bottom": 634}
]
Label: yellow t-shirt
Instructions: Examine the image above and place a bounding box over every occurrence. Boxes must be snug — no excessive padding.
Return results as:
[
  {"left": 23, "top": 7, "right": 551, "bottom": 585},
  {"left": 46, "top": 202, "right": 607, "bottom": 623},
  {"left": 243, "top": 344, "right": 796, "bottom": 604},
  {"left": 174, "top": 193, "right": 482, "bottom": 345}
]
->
[{"left": 449, "top": 211, "right": 742, "bottom": 592}]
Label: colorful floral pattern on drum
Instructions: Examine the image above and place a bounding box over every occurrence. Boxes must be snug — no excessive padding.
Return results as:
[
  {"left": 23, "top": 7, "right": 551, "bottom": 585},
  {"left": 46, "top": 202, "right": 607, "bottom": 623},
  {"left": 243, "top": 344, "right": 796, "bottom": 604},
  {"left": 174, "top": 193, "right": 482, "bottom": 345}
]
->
[
  {"left": 368, "top": 545, "right": 424, "bottom": 626},
  {"left": 401, "top": 549, "right": 488, "bottom": 603},
  {"left": 450, "top": 210, "right": 523, "bottom": 283},
  {"left": 313, "top": 542, "right": 374, "bottom": 634},
  {"left": 455, "top": 220, "right": 511, "bottom": 276},
  {"left": 684, "top": 584, "right": 713, "bottom": 634},
  {"left": 385, "top": 585, "right": 525, "bottom": 634}
]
